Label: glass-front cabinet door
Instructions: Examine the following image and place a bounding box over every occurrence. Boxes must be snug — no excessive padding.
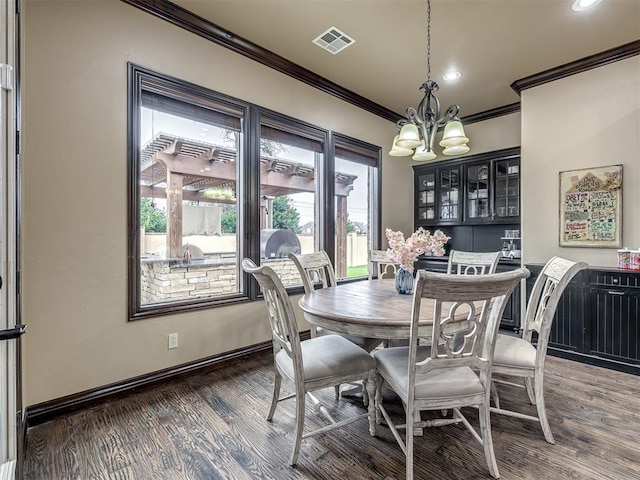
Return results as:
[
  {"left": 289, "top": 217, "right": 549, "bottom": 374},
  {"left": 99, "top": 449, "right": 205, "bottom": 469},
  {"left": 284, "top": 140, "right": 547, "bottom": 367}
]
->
[
  {"left": 439, "top": 166, "right": 461, "bottom": 222},
  {"left": 466, "top": 162, "right": 490, "bottom": 221},
  {"left": 495, "top": 158, "right": 520, "bottom": 219},
  {"left": 416, "top": 172, "right": 436, "bottom": 223}
]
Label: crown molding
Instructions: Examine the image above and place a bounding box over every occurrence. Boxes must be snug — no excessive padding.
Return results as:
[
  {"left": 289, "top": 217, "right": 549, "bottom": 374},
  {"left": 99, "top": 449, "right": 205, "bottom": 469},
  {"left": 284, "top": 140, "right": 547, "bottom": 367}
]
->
[
  {"left": 511, "top": 40, "right": 640, "bottom": 95},
  {"left": 461, "top": 103, "right": 521, "bottom": 125},
  {"left": 125, "top": 0, "right": 633, "bottom": 127},
  {"left": 121, "top": 0, "right": 402, "bottom": 123}
]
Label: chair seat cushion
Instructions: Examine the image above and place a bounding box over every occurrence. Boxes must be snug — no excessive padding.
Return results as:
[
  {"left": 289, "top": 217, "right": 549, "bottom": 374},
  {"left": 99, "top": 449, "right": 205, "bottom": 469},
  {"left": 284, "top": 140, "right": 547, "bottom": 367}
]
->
[
  {"left": 316, "top": 327, "right": 382, "bottom": 352},
  {"left": 373, "top": 346, "right": 484, "bottom": 403},
  {"left": 493, "top": 334, "right": 536, "bottom": 369},
  {"left": 276, "top": 334, "right": 376, "bottom": 384}
]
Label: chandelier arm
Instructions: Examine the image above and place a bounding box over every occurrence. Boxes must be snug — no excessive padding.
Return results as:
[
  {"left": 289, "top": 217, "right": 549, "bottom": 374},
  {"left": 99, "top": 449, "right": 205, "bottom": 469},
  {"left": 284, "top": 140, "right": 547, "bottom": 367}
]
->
[
  {"left": 404, "top": 107, "right": 421, "bottom": 126},
  {"left": 420, "top": 123, "right": 436, "bottom": 151},
  {"left": 437, "top": 105, "right": 461, "bottom": 126}
]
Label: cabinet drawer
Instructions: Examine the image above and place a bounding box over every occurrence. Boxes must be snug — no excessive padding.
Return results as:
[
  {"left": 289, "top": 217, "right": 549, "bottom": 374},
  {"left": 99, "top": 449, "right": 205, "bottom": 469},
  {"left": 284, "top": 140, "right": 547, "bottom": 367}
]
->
[{"left": 589, "top": 271, "right": 640, "bottom": 289}]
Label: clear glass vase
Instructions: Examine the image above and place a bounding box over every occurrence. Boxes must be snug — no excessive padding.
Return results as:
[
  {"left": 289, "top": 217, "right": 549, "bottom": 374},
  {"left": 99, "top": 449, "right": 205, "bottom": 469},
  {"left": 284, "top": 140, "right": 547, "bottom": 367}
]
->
[{"left": 395, "top": 268, "right": 414, "bottom": 294}]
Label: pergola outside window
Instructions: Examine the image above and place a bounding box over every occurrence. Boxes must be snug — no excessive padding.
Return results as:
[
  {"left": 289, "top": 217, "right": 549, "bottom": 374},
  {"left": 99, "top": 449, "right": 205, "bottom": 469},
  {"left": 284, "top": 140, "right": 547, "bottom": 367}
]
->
[{"left": 128, "top": 64, "right": 381, "bottom": 319}]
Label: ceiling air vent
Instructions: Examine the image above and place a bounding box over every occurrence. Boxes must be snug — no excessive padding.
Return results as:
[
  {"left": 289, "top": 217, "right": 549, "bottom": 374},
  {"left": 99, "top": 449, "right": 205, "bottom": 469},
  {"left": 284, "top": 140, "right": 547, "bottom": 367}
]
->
[{"left": 312, "top": 27, "right": 355, "bottom": 55}]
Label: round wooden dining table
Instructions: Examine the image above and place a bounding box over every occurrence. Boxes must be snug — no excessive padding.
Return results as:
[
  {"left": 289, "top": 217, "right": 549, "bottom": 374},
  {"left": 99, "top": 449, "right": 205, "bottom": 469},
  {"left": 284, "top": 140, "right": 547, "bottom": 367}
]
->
[{"left": 298, "top": 278, "right": 471, "bottom": 340}]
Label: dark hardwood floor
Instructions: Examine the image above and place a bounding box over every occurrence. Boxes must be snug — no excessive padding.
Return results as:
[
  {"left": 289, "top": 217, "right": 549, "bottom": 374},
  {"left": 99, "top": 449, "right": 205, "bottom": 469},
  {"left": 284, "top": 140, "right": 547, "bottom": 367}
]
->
[{"left": 24, "top": 351, "right": 640, "bottom": 479}]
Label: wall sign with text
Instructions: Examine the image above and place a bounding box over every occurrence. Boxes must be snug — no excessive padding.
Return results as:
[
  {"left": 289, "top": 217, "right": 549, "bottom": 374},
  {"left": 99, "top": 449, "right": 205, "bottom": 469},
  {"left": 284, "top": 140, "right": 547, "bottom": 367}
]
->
[{"left": 559, "top": 164, "right": 622, "bottom": 248}]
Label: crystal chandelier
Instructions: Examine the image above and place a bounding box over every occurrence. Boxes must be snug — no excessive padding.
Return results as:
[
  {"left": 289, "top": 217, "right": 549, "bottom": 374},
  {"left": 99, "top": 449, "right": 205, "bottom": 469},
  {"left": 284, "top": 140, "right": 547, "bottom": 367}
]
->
[{"left": 389, "top": 0, "right": 470, "bottom": 161}]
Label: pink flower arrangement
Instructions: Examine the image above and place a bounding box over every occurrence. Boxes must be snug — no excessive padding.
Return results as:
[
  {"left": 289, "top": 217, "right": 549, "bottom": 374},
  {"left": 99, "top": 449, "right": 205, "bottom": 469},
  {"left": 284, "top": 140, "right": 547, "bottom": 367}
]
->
[{"left": 385, "top": 227, "right": 450, "bottom": 273}]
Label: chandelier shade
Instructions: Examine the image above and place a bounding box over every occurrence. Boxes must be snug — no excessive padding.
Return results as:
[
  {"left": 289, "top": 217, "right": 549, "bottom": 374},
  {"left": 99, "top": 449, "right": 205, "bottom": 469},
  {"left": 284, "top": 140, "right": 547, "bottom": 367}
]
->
[
  {"left": 389, "top": 135, "right": 414, "bottom": 157},
  {"left": 390, "top": 0, "right": 469, "bottom": 162},
  {"left": 396, "top": 124, "right": 422, "bottom": 149},
  {"left": 412, "top": 142, "right": 437, "bottom": 162},
  {"left": 442, "top": 144, "right": 470, "bottom": 156},
  {"left": 439, "top": 120, "right": 469, "bottom": 147}
]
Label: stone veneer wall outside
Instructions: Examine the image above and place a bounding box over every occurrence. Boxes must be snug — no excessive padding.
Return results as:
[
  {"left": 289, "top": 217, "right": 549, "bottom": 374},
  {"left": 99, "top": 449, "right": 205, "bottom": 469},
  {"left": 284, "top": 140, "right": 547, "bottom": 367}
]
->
[{"left": 140, "top": 258, "right": 302, "bottom": 304}]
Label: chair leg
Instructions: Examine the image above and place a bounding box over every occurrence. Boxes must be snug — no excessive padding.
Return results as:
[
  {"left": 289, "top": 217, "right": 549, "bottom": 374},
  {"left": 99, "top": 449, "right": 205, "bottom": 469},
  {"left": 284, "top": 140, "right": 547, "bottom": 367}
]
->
[
  {"left": 406, "top": 407, "right": 414, "bottom": 480},
  {"left": 525, "top": 377, "right": 536, "bottom": 405},
  {"left": 491, "top": 380, "right": 501, "bottom": 409},
  {"left": 478, "top": 402, "right": 500, "bottom": 479},
  {"left": 534, "top": 372, "right": 555, "bottom": 444},
  {"left": 267, "top": 371, "right": 282, "bottom": 421},
  {"left": 289, "top": 389, "right": 306, "bottom": 466}
]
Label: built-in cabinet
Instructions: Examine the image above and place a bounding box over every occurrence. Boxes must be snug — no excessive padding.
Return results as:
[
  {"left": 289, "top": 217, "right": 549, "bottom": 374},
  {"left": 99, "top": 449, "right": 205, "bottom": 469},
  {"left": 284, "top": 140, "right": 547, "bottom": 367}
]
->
[
  {"left": 526, "top": 264, "right": 640, "bottom": 376},
  {"left": 414, "top": 147, "right": 520, "bottom": 227},
  {"left": 413, "top": 147, "right": 523, "bottom": 330}
]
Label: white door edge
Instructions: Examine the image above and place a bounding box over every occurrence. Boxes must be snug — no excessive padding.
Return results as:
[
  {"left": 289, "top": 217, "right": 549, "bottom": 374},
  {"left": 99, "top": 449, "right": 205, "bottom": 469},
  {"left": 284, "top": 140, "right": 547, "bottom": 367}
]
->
[{"left": 0, "top": 460, "right": 15, "bottom": 480}]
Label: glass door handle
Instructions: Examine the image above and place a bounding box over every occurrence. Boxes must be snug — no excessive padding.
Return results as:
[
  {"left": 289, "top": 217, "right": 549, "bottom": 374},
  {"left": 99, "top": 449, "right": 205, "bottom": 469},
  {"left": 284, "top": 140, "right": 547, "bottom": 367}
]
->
[{"left": 0, "top": 324, "right": 26, "bottom": 341}]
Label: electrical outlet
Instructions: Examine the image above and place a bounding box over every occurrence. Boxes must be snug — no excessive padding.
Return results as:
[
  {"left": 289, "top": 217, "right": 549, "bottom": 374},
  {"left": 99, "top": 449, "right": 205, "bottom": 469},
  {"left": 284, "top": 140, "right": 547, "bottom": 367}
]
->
[{"left": 168, "top": 333, "right": 178, "bottom": 349}]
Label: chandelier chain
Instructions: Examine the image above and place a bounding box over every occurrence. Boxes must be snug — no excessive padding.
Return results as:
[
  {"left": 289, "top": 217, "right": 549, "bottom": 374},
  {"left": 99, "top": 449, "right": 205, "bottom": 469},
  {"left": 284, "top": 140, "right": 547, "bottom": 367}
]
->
[{"left": 426, "top": 0, "right": 431, "bottom": 81}]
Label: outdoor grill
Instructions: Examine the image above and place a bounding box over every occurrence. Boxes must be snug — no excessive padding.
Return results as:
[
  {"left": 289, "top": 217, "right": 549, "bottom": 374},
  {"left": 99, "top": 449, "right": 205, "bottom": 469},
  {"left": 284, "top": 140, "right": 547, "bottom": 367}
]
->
[{"left": 260, "top": 229, "right": 301, "bottom": 259}]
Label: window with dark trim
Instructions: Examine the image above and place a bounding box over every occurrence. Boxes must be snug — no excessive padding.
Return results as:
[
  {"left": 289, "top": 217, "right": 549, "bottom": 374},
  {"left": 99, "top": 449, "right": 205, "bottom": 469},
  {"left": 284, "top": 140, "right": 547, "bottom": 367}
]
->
[{"left": 128, "top": 64, "right": 381, "bottom": 320}]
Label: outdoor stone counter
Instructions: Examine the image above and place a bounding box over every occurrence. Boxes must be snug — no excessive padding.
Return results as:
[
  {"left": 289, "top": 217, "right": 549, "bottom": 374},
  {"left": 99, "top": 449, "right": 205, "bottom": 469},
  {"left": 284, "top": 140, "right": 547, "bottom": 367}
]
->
[{"left": 140, "top": 257, "right": 301, "bottom": 304}]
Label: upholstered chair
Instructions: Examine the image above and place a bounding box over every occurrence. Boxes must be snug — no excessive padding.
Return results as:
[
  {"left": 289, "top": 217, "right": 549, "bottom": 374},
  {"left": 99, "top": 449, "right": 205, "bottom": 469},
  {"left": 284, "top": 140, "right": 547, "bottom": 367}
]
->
[
  {"left": 242, "top": 258, "right": 376, "bottom": 466},
  {"left": 491, "top": 256, "right": 588, "bottom": 444}
]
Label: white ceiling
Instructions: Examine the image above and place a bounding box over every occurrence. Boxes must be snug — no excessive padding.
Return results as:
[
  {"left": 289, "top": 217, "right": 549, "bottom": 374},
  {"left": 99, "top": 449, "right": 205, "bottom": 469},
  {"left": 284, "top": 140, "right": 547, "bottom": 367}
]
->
[{"left": 172, "top": 0, "right": 640, "bottom": 119}]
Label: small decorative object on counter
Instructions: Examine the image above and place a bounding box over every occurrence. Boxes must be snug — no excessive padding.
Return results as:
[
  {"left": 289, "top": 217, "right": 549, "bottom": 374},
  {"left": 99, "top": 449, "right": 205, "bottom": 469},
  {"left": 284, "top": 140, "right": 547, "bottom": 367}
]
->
[
  {"left": 630, "top": 249, "right": 640, "bottom": 271},
  {"left": 617, "top": 247, "right": 631, "bottom": 270}
]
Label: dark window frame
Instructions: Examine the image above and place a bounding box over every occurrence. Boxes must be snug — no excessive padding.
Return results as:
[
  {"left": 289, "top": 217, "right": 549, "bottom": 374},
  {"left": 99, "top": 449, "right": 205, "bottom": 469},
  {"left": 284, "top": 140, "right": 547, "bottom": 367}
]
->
[{"left": 127, "top": 63, "right": 381, "bottom": 320}]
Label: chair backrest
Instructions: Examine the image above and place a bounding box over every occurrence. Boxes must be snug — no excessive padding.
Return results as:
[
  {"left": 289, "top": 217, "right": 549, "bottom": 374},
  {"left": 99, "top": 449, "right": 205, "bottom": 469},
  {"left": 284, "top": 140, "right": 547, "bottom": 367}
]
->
[
  {"left": 410, "top": 268, "right": 529, "bottom": 384},
  {"left": 447, "top": 250, "right": 502, "bottom": 275},
  {"left": 241, "top": 258, "right": 303, "bottom": 374},
  {"left": 522, "top": 257, "right": 588, "bottom": 354},
  {"left": 288, "top": 251, "right": 337, "bottom": 294},
  {"left": 368, "top": 249, "right": 398, "bottom": 280}
]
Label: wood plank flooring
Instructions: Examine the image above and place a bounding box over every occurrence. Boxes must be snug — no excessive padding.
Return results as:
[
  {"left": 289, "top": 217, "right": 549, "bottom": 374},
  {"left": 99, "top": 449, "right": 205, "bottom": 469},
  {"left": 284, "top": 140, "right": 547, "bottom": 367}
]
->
[{"left": 24, "top": 353, "right": 640, "bottom": 479}]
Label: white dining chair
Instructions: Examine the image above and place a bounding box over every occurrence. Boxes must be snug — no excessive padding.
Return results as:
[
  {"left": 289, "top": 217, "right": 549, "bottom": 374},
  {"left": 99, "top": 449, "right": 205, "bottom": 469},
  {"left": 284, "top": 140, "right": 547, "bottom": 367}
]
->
[
  {"left": 491, "top": 256, "right": 588, "bottom": 444},
  {"left": 241, "top": 258, "right": 376, "bottom": 466},
  {"left": 447, "top": 249, "right": 502, "bottom": 275},
  {"left": 373, "top": 268, "right": 529, "bottom": 480},
  {"left": 368, "top": 249, "right": 398, "bottom": 280},
  {"left": 289, "top": 251, "right": 383, "bottom": 402},
  {"left": 288, "top": 251, "right": 382, "bottom": 351}
]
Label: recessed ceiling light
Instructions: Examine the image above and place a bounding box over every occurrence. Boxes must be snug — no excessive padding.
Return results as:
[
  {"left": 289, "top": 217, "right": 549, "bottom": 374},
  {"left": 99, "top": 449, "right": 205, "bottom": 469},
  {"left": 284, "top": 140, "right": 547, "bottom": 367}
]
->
[
  {"left": 572, "top": 0, "right": 602, "bottom": 12},
  {"left": 443, "top": 71, "right": 462, "bottom": 82}
]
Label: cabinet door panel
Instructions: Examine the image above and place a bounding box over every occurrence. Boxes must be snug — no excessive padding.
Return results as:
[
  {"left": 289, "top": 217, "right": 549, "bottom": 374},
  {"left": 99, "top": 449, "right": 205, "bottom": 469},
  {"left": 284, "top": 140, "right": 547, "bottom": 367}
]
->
[
  {"left": 438, "top": 167, "right": 461, "bottom": 222},
  {"left": 466, "top": 163, "right": 491, "bottom": 221},
  {"left": 416, "top": 171, "right": 437, "bottom": 224},
  {"left": 589, "top": 287, "right": 640, "bottom": 364},
  {"left": 494, "top": 159, "right": 520, "bottom": 219},
  {"left": 548, "top": 285, "right": 583, "bottom": 352}
]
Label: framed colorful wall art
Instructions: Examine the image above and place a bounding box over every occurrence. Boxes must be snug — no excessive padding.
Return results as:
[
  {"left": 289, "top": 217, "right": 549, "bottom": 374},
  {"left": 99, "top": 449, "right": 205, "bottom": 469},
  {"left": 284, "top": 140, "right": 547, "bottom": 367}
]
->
[{"left": 559, "top": 164, "right": 622, "bottom": 248}]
